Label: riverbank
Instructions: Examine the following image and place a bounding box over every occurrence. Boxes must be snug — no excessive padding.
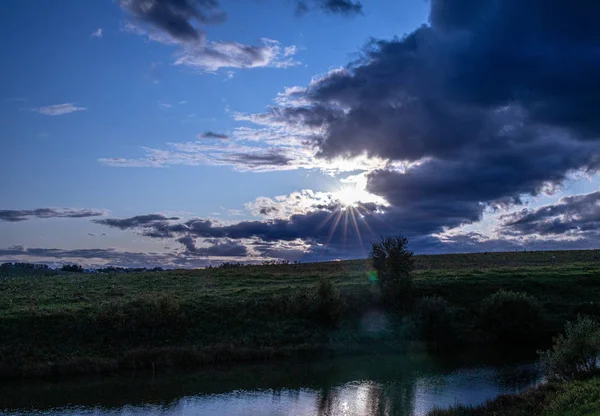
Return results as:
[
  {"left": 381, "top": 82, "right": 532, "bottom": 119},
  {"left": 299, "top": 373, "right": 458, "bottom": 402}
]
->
[
  {"left": 1, "top": 250, "right": 599, "bottom": 379},
  {"left": 429, "top": 375, "right": 600, "bottom": 416}
]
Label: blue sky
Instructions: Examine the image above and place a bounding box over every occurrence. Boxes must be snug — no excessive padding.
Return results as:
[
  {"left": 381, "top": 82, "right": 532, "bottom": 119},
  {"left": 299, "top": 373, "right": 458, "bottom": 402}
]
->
[{"left": 1, "top": 0, "right": 599, "bottom": 267}]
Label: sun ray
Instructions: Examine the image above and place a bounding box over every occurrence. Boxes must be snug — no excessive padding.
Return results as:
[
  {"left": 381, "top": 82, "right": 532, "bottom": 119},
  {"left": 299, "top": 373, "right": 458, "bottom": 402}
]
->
[
  {"left": 326, "top": 209, "right": 344, "bottom": 245},
  {"left": 343, "top": 208, "right": 349, "bottom": 244},
  {"left": 348, "top": 206, "right": 364, "bottom": 255},
  {"left": 316, "top": 206, "right": 340, "bottom": 232},
  {"left": 353, "top": 203, "right": 376, "bottom": 236}
]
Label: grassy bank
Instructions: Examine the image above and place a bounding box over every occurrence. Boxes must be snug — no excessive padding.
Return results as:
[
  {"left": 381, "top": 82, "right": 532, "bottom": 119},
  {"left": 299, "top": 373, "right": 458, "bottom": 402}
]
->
[
  {"left": 1, "top": 250, "right": 599, "bottom": 379},
  {"left": 429, "top": 375, "right": 600, "bottom": 416}
]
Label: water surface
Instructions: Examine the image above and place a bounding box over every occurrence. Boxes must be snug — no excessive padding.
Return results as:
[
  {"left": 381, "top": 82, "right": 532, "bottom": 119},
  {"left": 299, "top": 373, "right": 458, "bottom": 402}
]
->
[{"left": 1, "top": 350, "right": 541, "bottom": 416}]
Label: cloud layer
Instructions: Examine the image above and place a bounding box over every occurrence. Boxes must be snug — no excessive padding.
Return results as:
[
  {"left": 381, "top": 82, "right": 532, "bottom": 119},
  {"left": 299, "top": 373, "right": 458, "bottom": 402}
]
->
[{"left": 0, "top": 208, "right": 106, "bottom": 222}]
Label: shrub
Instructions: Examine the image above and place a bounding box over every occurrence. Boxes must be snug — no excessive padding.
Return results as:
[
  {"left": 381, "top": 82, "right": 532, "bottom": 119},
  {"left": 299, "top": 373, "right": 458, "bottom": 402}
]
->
[
  {"left": 415, "top": 296, "right": 459, "bottom": 346},
  {"left": 479, "top": 290, "right": 545, "bottom": 343},
  {"left": 539, "top": 316, "right": 600, "bottom": 381},
  {"left": 311, "top": 279, "right": 344, "bottom": 327},
  {"left": 369, "top": 235, "right": 414, "bottom": 305}
]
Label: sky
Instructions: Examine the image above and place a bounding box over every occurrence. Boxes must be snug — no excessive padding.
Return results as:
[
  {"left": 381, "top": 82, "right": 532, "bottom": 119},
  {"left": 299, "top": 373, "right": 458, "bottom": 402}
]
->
[{"left": 1, "top": 0, "right": 599, "bottom": 268}]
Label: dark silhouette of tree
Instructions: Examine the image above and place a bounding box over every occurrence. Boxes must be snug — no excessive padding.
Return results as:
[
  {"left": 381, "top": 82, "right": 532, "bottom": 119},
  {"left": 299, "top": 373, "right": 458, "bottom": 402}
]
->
[
  {"left": 61, "top": 264, "right": 83, "bottom": 273},
  {"left": 369, "top": 235, "right": 414, "bottom": 305}
]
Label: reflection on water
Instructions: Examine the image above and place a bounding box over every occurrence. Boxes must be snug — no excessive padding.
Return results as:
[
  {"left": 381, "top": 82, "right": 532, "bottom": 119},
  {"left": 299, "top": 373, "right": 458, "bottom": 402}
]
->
[{"left": 1, "top": 350, "right": 541, "bottom": 416}]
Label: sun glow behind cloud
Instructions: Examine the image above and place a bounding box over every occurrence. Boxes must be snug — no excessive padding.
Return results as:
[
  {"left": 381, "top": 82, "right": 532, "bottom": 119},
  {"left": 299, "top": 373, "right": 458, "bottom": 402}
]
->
[{"left": 333, "top": 173, "right": 388, "bottom": 208}]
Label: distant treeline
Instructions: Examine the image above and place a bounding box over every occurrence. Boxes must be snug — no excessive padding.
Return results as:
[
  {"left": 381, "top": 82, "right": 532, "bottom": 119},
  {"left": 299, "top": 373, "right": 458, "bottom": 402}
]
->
[
  {"left": 0, "top": 262, "right": 50, "bottom": 270},
  {"left": 0, "top": 262, "right": 164, "bottom": 274},
  {"left": 0, "top": 260, "right": 300, "bottom": 273}
]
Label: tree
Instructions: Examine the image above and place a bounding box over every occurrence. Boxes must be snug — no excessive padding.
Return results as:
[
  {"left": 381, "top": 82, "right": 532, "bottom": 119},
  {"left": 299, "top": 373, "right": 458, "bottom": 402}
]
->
[
  {"left": 369, "top": 235, "right": 414, "bottom": 304},
  {"left": 61, "top": 264, "right": 83, "bottom": 273}
]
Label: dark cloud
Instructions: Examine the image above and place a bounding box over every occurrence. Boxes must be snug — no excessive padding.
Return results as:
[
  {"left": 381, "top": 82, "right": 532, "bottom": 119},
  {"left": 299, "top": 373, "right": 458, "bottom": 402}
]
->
[
  {"left": 0, "top": 246, "right": 142, "bottom": 260},
  {"left": 501, "top": 190, "right": 600, "bottom": 237},
  {"left": 0, "top": 208, "right": 106, "bottom": 222},
  {"left": 200, "top": 131, "right": 229, "bottom": 139},
  {"left": 0, "top": 246, "right": 179, "bottom": 268},
  {"left": 177, "top": 236, "right": 248, "bottom": 256},
  {"left": 259, "top": 206, "right": 279, "bottom": 216},
  {"left": 95, "top": 205, "right": 403, "bottom": 258},
  {"left": 366, "top": 135, "right": 600, "bottom": 234},
  {"left": 296, "top": 0, "right": 362, "bottom": 15},
  {"left": 120, "top": 0, "right": 225, "bottom": 43},
  {"left": 0, "top": 244, "right": 252, "bottom": 268},
  {"left": 235, "top": 0, "right": 600, "bottom": 243},
  {"left": 220, "top": 150, "right": 293, "bottom": 167},
  {"left": 93, "top": 214, "right": 179, "bottom": 230},
  {"left": 121, "top": 0, "right": 360, "bottom": 45}
]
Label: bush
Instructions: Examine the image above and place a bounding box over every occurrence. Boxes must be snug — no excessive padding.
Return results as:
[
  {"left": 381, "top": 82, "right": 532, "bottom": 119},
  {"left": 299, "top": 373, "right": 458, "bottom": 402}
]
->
[
  {"left": 539, "top": 316, "right": 600, "bottom": 381},
  {"left": 311, "top": 279, "right": 344, "bottom": 327},
  {"left": 415, "top": 296, "right": 459, "bottom": 346},
  {"left": 369, "top": 235, "right": 414, "bottom": 305},
  {"left": 479, "top": 290, "right": 545, "bottom": 343}
]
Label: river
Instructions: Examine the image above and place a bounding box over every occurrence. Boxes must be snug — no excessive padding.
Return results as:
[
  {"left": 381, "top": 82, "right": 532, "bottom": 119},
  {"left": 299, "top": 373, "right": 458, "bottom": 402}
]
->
[{"left": 1, "top": 349, "right": 541, "bottom": 416}]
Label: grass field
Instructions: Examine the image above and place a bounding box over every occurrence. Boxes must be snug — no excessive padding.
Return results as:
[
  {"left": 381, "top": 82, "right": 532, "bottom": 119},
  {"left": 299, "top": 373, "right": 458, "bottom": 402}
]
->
[{"left": 1, "top": 250, "right": 599, "bottom": 379}]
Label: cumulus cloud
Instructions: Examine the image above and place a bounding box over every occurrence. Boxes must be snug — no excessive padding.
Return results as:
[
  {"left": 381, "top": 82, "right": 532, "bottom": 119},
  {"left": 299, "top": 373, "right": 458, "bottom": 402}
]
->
[
  {"left": 0, "top": 208, "right": 106, "bottom": 222},
  {"left": 35, "top": 103, "right": 87, "bottom": 116},
  {"left": 500, "top": 190, "right": 600, "bottom": 237},
  {"left": 245, "top": 189, "right": 339, "bottom": 219},
  {"left": 91, "top": 28, "right": 103, "bottom": 38}
]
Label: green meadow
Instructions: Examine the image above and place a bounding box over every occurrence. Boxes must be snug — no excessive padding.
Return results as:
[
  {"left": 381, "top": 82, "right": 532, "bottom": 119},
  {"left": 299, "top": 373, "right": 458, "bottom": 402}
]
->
[{"left": 1, "top": 250, "right": 599, "bottom": 379}]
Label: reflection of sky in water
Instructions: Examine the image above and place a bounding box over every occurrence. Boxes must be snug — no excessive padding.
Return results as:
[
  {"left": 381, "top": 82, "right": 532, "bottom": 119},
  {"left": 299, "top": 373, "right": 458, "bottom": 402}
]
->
[{"left": 5, "top": 364, "right": 540, "bottom": 416}]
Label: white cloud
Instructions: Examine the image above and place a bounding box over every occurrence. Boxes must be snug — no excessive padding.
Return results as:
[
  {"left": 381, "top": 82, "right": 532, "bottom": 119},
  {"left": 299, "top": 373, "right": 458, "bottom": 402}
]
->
[
  {"left": 123, "top": 20, "right": 300, "bottom": 73},
  {"left": 35, "top": 103, "right": 87, "bottom": 116},
  {"left": 122, "top": 22, "right": 180, "bottom": 45},
  {"left": 245, "top": 190, "right": 336, "bottom": 219},
  {"left": 284, "top": 45, "right": 297, "bottom": 56},
  {"left": 174, "top": 38, "right": 300, "bottom": 72},
  {"left": 91, "top": 28, "right": 103, "bottom": 38}
]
